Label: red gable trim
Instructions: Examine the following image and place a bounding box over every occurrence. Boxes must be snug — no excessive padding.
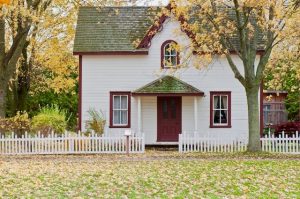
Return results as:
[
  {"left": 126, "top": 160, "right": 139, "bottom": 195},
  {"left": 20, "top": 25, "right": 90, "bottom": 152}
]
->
[
  {"left": 137, "top": 14, "right": 169, "bottom": 49},
  {"left": 137, "top": 3, "right": 175, "bottom": 49},
  {"left": 73, "top": 51, "right": 148, "bottom": 56},
  {"left": 137, "top": 3, "right": 265, "bottom": 55}
]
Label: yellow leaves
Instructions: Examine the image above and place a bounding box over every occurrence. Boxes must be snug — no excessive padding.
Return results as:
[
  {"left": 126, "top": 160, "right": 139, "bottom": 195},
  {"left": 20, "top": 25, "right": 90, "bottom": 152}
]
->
[
  {"left": 0, "top": 111, "right": 30, "bottom": 134},
  {"left": 0, "top": 0, "right": 9, "bottom": 5},
  {"left": 0, "top": 153, "right": 299, "bottom": 198}
]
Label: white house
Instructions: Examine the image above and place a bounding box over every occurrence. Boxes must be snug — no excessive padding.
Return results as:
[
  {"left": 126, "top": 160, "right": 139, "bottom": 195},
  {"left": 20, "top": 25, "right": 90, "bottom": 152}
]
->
[{"left": 73, "top": 6, "right": 263, "bottom": 145}]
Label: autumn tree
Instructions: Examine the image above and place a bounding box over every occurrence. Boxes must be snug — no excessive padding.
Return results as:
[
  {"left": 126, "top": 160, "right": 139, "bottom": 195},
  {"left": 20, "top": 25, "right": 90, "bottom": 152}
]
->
[
  {"left": 264, "top": 8, "right": 300, "bottom": 120},
  {"left": 172, "top": 0, "right": 299, "bottom": 151},
  {"left": 0, "top": 0, "right": 54, "bottom": 117},
  {"left": 7, "top": 0, "right": 78, "bottom": 115}
]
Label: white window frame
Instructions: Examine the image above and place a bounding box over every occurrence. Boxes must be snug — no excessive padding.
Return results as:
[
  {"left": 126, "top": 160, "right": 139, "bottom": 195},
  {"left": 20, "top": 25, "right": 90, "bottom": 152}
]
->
[
  {"left": 212, "top": 94, "right": 229, "bottom": 126},
  {"left": 112, "top": 95, "right": 128, "bottom": 126},
  {"left": 163, "top": 42, "right": 178, "bottom": 68}
]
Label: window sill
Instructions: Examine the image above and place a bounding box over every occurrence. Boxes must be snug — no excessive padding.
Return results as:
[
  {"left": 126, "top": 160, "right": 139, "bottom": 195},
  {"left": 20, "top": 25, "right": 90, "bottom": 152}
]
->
[
  {"left": 163, "top": 66, "right": 176, "bottom": 68},
  {"left": 209, "top": 125, "right": 232, "bottom": 128},
  {"left": 109, "top": 125, "right": 131, "bottom": 128}
]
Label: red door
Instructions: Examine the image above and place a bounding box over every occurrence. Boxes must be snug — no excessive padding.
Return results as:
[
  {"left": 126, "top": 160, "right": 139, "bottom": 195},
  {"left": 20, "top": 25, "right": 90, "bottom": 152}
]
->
[{"left": 157, "top": 97, "right": 182, "bottom": 142}]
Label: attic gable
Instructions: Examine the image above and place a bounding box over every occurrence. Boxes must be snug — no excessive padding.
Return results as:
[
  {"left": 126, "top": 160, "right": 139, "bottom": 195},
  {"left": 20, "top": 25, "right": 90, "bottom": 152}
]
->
[{"left": 73, "top": 5, "right": 266, "bottom": 55}]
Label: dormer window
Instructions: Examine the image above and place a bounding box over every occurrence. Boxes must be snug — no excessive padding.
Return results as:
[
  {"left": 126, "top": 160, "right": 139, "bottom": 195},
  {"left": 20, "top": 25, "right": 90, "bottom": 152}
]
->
[{"left": 161, "top": 40, "right": 179, "bottom": 68}]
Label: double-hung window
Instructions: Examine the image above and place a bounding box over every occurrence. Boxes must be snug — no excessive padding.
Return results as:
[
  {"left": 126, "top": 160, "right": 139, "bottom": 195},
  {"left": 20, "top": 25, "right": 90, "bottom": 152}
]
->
[
  {"left": 110, "top": 92, "right": 131, "bottom": 128},
  {"left": 210, "top": 91, "right": 231, "bottom": 128}
]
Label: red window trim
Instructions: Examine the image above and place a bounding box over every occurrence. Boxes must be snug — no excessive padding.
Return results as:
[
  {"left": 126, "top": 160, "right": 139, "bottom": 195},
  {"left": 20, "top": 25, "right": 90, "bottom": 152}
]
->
[
  {"left": 161, "top": 40, "right": 180, "bottom": 69},
  {"left": 109, "top": 91, "right": 131, "bottom": 128},
  {"left": 210, "top": 91, "right": 232, "bottom": 128}
]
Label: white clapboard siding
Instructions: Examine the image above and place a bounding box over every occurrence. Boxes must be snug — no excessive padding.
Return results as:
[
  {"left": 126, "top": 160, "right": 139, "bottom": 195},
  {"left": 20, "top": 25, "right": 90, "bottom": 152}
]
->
[
  {"left": 261, "top": 131, "right": 300, "bottom": 154},
  {"left": 178, "top": 132, "right": 247, "bottom": 153},
  {"left": 0, "top": 132, "right": 145, "bottom": 155}
]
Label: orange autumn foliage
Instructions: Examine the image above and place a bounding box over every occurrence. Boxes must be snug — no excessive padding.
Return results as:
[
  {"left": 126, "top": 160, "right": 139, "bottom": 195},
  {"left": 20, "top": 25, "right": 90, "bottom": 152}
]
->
[{"left": 0, "top": 0, "right": 10, "bottom": 5}]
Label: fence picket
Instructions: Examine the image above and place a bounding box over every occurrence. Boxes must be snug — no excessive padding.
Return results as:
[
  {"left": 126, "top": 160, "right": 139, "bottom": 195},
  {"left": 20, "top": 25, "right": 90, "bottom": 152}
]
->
[
  {"left": 260, "top": 131, "right": 300, "bottom": 154},
  {"left": 178, "top": 131, "right": 300, "bottom": 154},
  {"left": 0, "top": 131, "right": 144, "bottom": 155}
]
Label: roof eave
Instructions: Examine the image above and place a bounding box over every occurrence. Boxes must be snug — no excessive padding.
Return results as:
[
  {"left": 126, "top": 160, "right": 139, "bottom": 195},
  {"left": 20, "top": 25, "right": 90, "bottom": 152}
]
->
[
  {"left": 73, "top": 51, "right": 149, "bottom": 56},
  {"left": 131, "top": 92, "right": 204, "bottom": 96}
]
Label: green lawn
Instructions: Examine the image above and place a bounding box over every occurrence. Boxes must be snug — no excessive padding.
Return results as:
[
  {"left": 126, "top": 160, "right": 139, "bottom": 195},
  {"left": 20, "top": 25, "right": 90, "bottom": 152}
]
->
[{"left": 0, "top": 152, "right": 299, "bottom": 198}]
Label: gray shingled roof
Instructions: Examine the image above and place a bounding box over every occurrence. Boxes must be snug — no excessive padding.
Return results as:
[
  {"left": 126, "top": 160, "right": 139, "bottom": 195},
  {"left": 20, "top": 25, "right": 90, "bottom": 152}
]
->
[
  {"left": 74, "top": 6, "right": 265, "bottom": 53},
  {"left": 132, "top": 76, "right": 204, "bottom": 95},
  {"left": 74, "top": 7, "right": 158, "bottom": 53}
]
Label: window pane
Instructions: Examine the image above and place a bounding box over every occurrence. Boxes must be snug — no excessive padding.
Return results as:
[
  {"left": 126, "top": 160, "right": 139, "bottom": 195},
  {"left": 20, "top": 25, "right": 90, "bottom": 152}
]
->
[
  {"left": 214, "top": 96, "right": 220, "bottom": 109},
  {"left": 171, "top": 99, "right": 176, "bottom": 119},
  {"left": 113, "top": 96, "right": 120, "bottom": 109},
  {"left": 121, "top": 96, "right": 128, "bottom": 109},
  {"left": 121, "top": 110, "right": 128, "bottom": 124},
  {"left": 164, "top": 44, "right": 171, "bottom": 55},
  {"left": 214, "top": 110, "right": 220, "bottom": 124},
  {"left": 170, "top": 56, "right": 177, "bottom": 66},
  {"left": 164, "top": 56, "right": 172, "bottom": 67},
  {"left": 264, "top": 105, "right": 271, "bottom": 111},
  {"left": 171, "top": 48, "right": 176, "bottom": 55},
  {"left": 163, "top": 100, "right": 168, "bottom": 119},
  {"left": 221, "top": 110, "right": 228, "bottom": 124},
  {"left": 113, "top": 110, "right": 120, "bottom": 124},
  {"left": 221, "top": 96, "right": 228, "bottom": 109}
]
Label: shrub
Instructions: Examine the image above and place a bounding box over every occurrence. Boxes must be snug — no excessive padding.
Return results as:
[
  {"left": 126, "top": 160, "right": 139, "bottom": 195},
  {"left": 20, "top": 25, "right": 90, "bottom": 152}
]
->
[
  {"left": 85, "top": 109, "right": 106, "bottom": 135},
  {"left": 26, "top": 90, "right": 78, "bottom": 131},
  {"left": 0, "top": 112, "right": 30, "bottom": 136},
  {"left": 31, "top": 106, "right": 67, "bottom": 135}
]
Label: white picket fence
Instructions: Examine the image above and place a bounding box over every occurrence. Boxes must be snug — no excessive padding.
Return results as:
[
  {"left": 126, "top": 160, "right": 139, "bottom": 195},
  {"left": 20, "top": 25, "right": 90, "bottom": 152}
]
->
[
  {"left": 0, "top": 132, "right": 145, "bottom": 155},
  {"left": 178, "top": 132, "right": 247, "bottom": 153},
  {"left": 261, "top": 131, "right": 300, "bottom": 154},
  {"left": 179, "top": 131, "right": 300, "bottom": 154}
]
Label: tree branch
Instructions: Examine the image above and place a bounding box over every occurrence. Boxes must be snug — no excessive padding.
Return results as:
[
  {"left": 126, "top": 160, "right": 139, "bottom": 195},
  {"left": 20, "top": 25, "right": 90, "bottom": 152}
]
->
[{"left": 225, "top": 51, "right": 246, "bottom": 86}]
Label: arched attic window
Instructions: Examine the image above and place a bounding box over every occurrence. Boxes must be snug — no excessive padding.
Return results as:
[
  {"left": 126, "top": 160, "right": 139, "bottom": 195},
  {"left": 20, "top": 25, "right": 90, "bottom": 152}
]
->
[{"left": 161, "top": 40, "right": 180, "bottom": 68}]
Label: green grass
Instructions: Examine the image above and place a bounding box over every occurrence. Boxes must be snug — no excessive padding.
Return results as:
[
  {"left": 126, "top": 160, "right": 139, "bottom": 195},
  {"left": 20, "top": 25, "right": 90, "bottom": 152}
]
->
[{"left": 0, "top": 152, "right": 299, "bottom": 198}]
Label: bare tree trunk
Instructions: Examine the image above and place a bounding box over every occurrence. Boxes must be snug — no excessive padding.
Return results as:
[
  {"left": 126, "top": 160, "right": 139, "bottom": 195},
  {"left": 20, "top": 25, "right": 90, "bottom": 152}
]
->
[
  {"left": 10, "top": 41, "right": 31, "bottom": 114},
  {"left": 246, "top": 86, "right": 261, "bottom": 152}
]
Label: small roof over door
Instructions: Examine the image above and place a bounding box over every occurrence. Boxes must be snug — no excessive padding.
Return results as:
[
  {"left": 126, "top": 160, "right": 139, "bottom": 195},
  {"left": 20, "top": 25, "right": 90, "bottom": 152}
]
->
[{"left": 132, "top": 76, "right": 204, "bottom": 96}]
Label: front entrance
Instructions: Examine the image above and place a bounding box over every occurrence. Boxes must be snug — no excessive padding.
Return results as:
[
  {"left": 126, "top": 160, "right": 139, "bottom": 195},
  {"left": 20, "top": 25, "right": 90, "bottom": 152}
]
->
[{"left": 157, "top": 96, "right": 182, "bottom": 142}]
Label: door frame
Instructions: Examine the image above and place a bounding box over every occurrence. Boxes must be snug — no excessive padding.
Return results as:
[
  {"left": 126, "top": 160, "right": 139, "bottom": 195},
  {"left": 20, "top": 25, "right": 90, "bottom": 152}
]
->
[{"left": 157, "top": 96, "right": 182, "bottom": 142}]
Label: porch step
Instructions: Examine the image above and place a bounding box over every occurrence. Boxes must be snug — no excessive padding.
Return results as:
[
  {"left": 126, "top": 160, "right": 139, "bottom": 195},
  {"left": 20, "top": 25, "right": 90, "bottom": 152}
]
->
[{"left": 145, "top": 145, "right": 178, "bottom": 151}]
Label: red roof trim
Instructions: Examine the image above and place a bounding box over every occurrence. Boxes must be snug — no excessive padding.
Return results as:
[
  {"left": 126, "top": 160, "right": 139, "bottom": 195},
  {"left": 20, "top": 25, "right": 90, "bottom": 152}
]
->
[
  {"left": 137, "top": 14, "right": 169, "bottom": 49},
  {"left": 137, "top": 3, "right": 265, "bottom": 55},
  {"left": 132, "top": 93, "right": 204, "bottom": 97},
  {"left": 78, "top": 55, "right": 82, "bottom": 131},
  {"left": 73, "top": 51, "right": 148, "bottom": 55},
  {"left": 137, "top": 2, "right": 174, "bottom": 49}
]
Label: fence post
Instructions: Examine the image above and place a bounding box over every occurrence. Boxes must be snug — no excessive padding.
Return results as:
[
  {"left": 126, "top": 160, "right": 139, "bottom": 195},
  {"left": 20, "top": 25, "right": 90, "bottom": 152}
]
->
[
  {"left": 69, "top": 132, "right": 74, "bottom": 153},
  {"left": 179, "top": 134, "right": 182, "bottom": 153}
]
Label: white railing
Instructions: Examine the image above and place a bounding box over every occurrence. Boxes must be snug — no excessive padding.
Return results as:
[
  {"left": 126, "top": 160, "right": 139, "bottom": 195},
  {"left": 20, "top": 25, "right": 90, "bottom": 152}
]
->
[
  {"left": 179, "top": 132, "right": 247, "bottom": 153},
  {"left": 261, "top": 131, "right": 299, "bottom": 154},
  {"left": 0, "top": 132, "right": 145, "bottom": 155}
]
